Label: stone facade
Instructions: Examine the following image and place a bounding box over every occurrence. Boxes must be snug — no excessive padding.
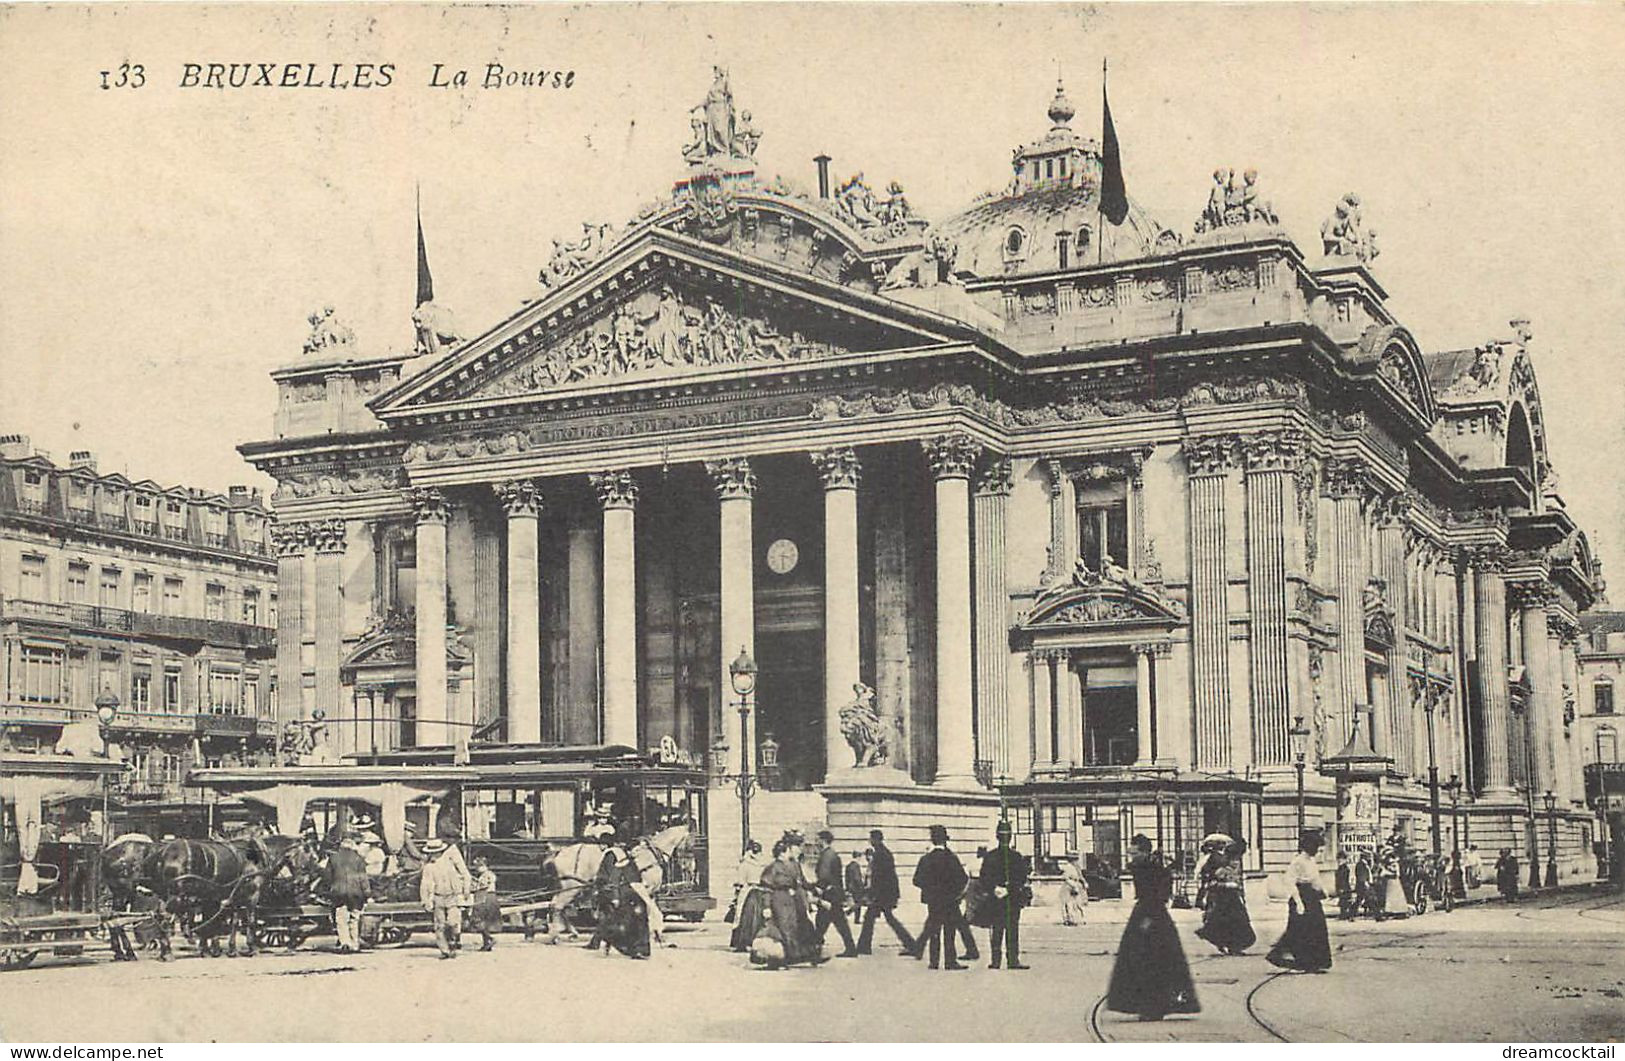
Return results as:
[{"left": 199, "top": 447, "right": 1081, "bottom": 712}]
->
[
  {"left": 240, "top": 74, "right": 1604, "bottom": 882},
  {"left": 0, "top": 435, "right": 278, "bottom": 821}
]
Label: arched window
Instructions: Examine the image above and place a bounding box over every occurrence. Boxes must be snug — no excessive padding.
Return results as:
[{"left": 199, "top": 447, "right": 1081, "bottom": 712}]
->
[
  {"left": 1506, "top": 403, "right": 1536, "bottom": 482},
  {"left": 1597, "top": 725, "right": 1619, "bottom": 764},
  {"left": 1004, "top": 227, "right": 1027, "bottom": 259}
]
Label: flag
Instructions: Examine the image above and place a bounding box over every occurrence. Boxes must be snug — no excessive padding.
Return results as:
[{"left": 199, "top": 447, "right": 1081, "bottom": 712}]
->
[
  {"left": 1099, "top": 65, "right": 1129, "bottom": 226},
  {"left": 415, "top": 187, "right": 435, "bottom": 307}
]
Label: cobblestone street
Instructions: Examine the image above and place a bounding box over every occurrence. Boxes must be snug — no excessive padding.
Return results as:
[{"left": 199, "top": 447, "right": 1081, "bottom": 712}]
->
[{"left": 2, "top": 889, "right": 1619, "bottom": 1042}]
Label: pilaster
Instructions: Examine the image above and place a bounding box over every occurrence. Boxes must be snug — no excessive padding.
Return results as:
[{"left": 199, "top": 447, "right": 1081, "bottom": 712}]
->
[
  {"left": 707, "top": 456, "right": 757, "bottom": 777},
  {"left": 973, "top": 455, "right": 1012, "bottom": 780},
  {"left": 271, "top": 522, "right": 308, "bottom": 726},
  {"left": 1242, "top": 430, "right": 1302, "bottom": 766},
  {"left": 1184, "top": 434, "right": 1236, "bottom": 769},
  {"left": 410, "top": 487, "right": 449, "bottom": 747},
  {"left": 310, "top": 519, "right": 346, "bottom": 752}
]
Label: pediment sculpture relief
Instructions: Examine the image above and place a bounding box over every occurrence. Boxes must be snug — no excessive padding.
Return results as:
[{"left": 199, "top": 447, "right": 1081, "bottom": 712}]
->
[{"left": 488, "top": 285, "right": 846, "bottom": 396}]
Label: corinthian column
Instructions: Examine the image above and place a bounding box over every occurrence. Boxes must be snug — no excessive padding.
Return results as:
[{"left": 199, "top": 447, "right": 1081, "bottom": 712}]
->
[
  {"left": 809, "top": 447, "right": 862, "bottom": 778},
  {"left": 974, "top": 456, "right": 1013, "bottom": 780},
  {"left": 496, "top": 479, "right": 543, "bottom": 745},
  {"left": 271, "top": 523, "right": 308, "bottom": 726},
  {"left": 1512, "top": 580, "right": 1558, "bottom": 797},
  {"left": 706, "top": 457, "right": 756, "bottom": 778},
  {"left": 1472, "top": 546, "right": 1513, "bottom": 797},
  {"left": 1184, "top": 435, "right": 1236, "bottom": 769},
  {"left": 925, "top": 434, "right": 980, "bottom": 785},
  {"left": 1242, "top": 431, "right": 1302, "bottom": 766},
  {"left": 1325, "top": 459, "right": 1372, "bottom": 748},
  {"left": 311, "top": 519, "right": 347, "bottom": 752},
  {"left": 411, "top": 488, "right": 449, "bottom": 747},
  {"left": 591, "top": 471, "right": 639, "bottom": 750}
]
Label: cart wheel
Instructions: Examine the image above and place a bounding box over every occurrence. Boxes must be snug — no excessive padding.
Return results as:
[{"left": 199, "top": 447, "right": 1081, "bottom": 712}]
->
[
  {"left": 2, "top": 949, "right": 40, "bottom": 971},
  {"left": 254, "top": 924, "right": 291, "bottom": 950},
  {"left": 1415, "top": 893, "right": 1429, "bottom": 915}
]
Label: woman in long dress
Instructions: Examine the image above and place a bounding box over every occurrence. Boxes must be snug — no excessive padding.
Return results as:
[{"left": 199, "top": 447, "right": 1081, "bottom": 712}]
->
[
  {"left": 729, "top": 843, "right": 770, "bottom": 952},
  {"left": 1195, "top": 840, "right": 1257, "bottom": 955},
  {"left": 1267, "top": 831, "right": 1333, "bottom": 972},
  {"left": 1106, "top": 835, "right": 1201, "bottom": 1020},
  {"left": 751, "top": 833, "right": 822, "bottom": 969}
]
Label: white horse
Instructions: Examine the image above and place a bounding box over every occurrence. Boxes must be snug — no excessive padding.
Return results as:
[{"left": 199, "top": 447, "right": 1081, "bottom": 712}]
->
[{"left": 536, "top": 825, "right": 689, "bottom": 944}]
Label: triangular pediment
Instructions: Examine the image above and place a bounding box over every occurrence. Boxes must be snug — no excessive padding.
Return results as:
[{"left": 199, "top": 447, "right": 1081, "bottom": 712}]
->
[
  {"left": 1020, "top": 567, "right": 1187, "bottom": 631},
  {"left": 371, "top": 229, "right": 981, "bottom": 414}
]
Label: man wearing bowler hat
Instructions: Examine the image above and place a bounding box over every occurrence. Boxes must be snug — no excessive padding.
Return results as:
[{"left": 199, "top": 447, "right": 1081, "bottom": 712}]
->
[
  {"left": 912, "top": 823, "right": 969, "bottom": 970},
  {"left": 978, "top": 819, "right": 1032, "bottom": 969}
]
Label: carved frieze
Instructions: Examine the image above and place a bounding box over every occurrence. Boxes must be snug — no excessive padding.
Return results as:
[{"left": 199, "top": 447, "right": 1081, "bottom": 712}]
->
[
  {"left": 272, "top": 464, "right": 405, "bottom": 501},
  {"left": 706, "top": 457, "right": 758, "bottom": 500},
  {"left": 1181, "top": 377, "right": 1307, "bottom": 406}
]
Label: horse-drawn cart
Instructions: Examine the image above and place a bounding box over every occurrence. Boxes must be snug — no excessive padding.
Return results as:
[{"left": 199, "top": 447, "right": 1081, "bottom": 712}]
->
[{"left": 2, "top": 752, "right": 146, "bottom": 970}]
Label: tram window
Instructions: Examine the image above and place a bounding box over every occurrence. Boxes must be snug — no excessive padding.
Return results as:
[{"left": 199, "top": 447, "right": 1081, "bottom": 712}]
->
[{"left": 537, "top": 788, "right": 574, "bottom": 836}]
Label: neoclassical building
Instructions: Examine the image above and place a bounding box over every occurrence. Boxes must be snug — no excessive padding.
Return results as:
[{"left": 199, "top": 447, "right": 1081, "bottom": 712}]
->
[{"left": 241, "top": 73, "right": 1603, "bottom": 879}]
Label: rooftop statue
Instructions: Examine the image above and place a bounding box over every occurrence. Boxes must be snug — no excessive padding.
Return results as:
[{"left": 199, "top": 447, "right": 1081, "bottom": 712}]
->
[
  {"left": 681, "top": 66, "right": 760, "bottom": 165},
  {"left": 1194, "top": 167, "right": 1278, "bottom": 233},
  {"left": 302, "top": 305, "right": 355, "bottom": 356},
  {"left": 1320, "top": 192, "right": 1380, "bottom": 262},
  {"left": 412, "top": 300, "right": 463, "bottom": 356},
  {"left": 536, "top": 221, "right": 619, "bottom": 293}
]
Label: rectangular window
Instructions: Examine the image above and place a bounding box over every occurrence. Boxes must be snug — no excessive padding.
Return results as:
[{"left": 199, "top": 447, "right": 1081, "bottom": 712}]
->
[
  {"left": 130, "top": 663, "right": 152, "bottom": 712},
  {"left": 268, "top": 594, "right": 278, "bottom": 629},
  {"left": 133, "top": 573, "right": 153, "bottom": 613},
  {"left": 209, "top": 669, "right": 241, "bottom": 715},
  {"left": 242, "top": 589, "right": 259, "bottom": 625},
  {"left": 205, "top": 583, "right": 225, "bottom": 621},
  {"left": 98, "top": 651, "right": 120, "bottom": 700},
  {"left": 1056, "top": 233, "right": 1070, "bottom": 270},
  {"left": 162, "top": 577, "right": 183, "bottom": 615},
  {"left": 99, "top": 567, "right": 121, "bottom": 606},
  {"left": 18, "top": 645, "right": 65, "bottom": 703},
  {"left": 19, "top": 554, "right": 45, "bottom": 597},
  {"left": 1597, "top": 683, "right": 1616, "bottom": 716},
  {"left": 163, "top": 665, "right": 181, "bottom": 712},
  {"left": 67, "top": 562, "right": 90, "bottom": 604},
  {"left": 1078, "top": 501, "right": 1129, "bottom": 572},
  {"left": 243, "top": 676, "right": 259, "bottom": 718}
]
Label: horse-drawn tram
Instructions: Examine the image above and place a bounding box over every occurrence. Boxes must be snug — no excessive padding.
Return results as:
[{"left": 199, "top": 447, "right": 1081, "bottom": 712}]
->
[
  {"left": 1, "top": 753, "right": 144, "bottom": 970},
  {"left": 175, "top": 743, "right": 714, "bottom": 952}
]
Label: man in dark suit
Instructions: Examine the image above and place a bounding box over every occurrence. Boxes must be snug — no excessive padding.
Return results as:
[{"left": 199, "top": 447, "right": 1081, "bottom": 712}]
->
[
  {"left": 977, "top": 820, "right": 1031, "bottom": 969},
  {"left": 813, "top": 830, "right": 859, "bottom": 957},
  {"left": 856, "top": 829, "right": 916, "bottom": 955},
  {"left": 845, "top": 848, "right": 868, "bottom": 926},
  {"left": 912, "top": 823, "right": 969, "bottom": 970}
]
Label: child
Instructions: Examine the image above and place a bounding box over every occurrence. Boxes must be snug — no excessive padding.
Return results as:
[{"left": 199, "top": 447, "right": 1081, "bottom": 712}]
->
[{"left": 470, "top": 857, "right": 501, "bottom": 951}]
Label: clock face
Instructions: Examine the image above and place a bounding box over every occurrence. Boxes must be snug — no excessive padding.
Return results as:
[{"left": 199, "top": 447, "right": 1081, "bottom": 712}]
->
[{"left": 765, "top": 538, "right": 799, "bottom": 575}]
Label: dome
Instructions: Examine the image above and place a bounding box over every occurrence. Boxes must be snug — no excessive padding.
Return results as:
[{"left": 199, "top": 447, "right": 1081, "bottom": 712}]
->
[{"left": 935, "top": 82, "right": 1178, "bottom": 278}]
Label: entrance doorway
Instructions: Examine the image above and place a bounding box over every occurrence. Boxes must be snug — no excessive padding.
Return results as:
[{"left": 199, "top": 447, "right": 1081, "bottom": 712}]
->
[{"left": 754, "top": 629, "right": 823, "bottom": 790}]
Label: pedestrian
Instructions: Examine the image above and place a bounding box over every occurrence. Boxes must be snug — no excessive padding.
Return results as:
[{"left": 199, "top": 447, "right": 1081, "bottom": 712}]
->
[
  {"left": 1105, "top": 834, "right": 1200, "bottom": 1021},
  {"left": 856, "top": 829, "right": 917, "bottom": 955},
  {"left": 1463, "top": 843, "right": 1484, "bottom": 890},
  {"left": 727, "top": 840, "right": 766, "bottom": 924},
  {"left": 1059, "top": 854, "right": 1089, "bottom": 925},
  {"left": 1494, "top": 847, "right": 1520, "bottom": 901},
  {"left": 751, "top": 832, "right": 822, "bottom": 969},
  {"left": 812, "top": 830, "right": 859, "bottom": 957},
  {"left": 469, "top": 856, "right": 501, "bottom": 951},
  {"left": 978, "top": 819, "right": 1032, "bottom": 970},
  {"left": 1335, "top": 852, "right": 1354, "bottom": 919},
  {"left": 912, "top": 824, "right": 969, "bottom": 970},
  {"left": 322, "top": 838, "right": 370, "bottom": 954},
  {"left": 419, "top": 838, "right": 471, "bottom": 959},
  {"left": 1354, "top": 851, "right": 1374, "bottom": 916},
  {"left": 956, "top": 847, "right": 983, "bottom": 962},
  {"left": 1194, "top": 840, "right": 1256, "bottom": 955},
  {"left": 845, "top": 848, "right": 868, "bottom": 926},
  {"left": 1266, "top": 830, "right": 1333, "bottom": 973}
]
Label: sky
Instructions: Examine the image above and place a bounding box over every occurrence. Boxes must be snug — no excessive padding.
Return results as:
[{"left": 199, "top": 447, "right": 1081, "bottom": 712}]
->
[{"left": 1, "top": 3, "right": 1622, "bottom": 591}]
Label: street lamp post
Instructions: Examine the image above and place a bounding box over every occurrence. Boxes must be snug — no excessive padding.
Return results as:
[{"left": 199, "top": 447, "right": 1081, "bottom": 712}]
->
[
  {"left": 1423, "top": 687, "right": 1444, "bottom": 861},
  {"left": 1543, "top": 790, "right": 1559, "bottom": 888},
  {"left": 1445, "top": 774, "right": 1462, "bottom": 856},
  {"left": 728, "top": 646, "right": 758, "bottom": 856},
  {"left": 1288, "top": 714, "right": 1311, "bottom": 834}
]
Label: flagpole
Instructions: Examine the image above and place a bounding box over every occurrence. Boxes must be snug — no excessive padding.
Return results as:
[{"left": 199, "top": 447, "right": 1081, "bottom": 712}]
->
[{"left": 1098, "top": 57, "right": 1106, "bottom": 265}]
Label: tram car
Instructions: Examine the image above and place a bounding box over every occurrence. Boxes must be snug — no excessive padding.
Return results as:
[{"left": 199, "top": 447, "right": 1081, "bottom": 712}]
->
[{"left": 1, "top": 752, "right": 140, "bottom": 970}]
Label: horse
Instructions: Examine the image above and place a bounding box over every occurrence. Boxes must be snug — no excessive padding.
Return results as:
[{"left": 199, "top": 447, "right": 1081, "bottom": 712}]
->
[
  {"left": 150, "top": 834, "right": 317, "bottom": 958},
  {"left": 100, "top": 834, "right": 163, "bottom": 960},
  {"left": 534, "top": 824, "right": 689, "bottom": 943}
]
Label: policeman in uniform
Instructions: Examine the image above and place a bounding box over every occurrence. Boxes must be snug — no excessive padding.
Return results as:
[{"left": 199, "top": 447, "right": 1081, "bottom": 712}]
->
[{"left": 977, "top": 819, "right": 1032, "bottom": 969}]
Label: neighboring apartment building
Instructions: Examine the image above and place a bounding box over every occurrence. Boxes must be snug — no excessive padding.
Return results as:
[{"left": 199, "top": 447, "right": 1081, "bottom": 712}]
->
[
  {"left": 0, "top": 434, "right": 278, "bottom": 808},
  {"left": 1578, "top": 611, "right": 1623, "bottom": 768}
]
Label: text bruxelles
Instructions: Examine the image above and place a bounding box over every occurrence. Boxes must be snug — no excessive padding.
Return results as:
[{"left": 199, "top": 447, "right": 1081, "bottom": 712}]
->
[{"left": 176, "top": 62, "right": 577, "bottom": 90}]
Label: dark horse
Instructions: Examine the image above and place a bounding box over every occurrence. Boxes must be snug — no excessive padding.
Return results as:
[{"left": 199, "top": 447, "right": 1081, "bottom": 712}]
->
[{"left": 150, "top": 834, "right": 318, "bottom": 958}]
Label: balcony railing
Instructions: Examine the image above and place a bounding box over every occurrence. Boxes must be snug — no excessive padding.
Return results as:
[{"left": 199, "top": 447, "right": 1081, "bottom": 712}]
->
[
  {"left": 0, "top": 701, "right": 94, "bottom": 725},
  {"left": 99, "top": 512, "right": 129, "bottom": 532},
  {"left": 5, "top": 500, "right": 272, "bottom": 560},
  {"left": 17, "top": 498, "right": 46, "bottom": 515},
  {"left": 203, "top": 531, "right": 228, "bottom": 549},
  {"left": 66, "top": 507, "right": 94, "bottom": 525},
  {"left": 160, "top": 524, "right": 189, "bottom": 542},
  {"left": 132, "top": 518, "right": 157, "bottom": 535},
  {"left": 2, "top": 599, "right": 274, "bottom": 649}
]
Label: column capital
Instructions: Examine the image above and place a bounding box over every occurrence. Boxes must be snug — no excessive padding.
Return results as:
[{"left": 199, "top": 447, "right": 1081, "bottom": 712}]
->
[
  {"left": 1546, "top": 613, "right": 1579, "bottom": 642},
  {"left": 1321, "top": 456, "right": 1375, "bottom": 501},
  {"left": 494, "top": 478, "right": 544, "bottom": 518},
  {"left": 409, "top": 487, "right": 449, "bottom": 525},
  {"left": 923, "top": 434, "right": 980, "bottom": 480},
  {"left": 1239, "top": 429, "right": 1308, "bottom": 473},
  {"left": 1181, "top": 433, "right": 1239, "bottom": 477},
  {"left": 974, "top": 454, "right": 1013, "bottom": 497},
  {"left": 310, "top": 519, "right": 347, "bottom": 554},
  {"left": 1130, "top": 641, "right": 1172, "bottom": 659},
  {"left": 271, "top": 522, "right": 309, "bottom": 557},
  {"left": 589, "top": 470, "right": 640, "bottom": 510},
  {"left": 1467, "top": 543, "right": 1512, "bottom": 574},
  {"left": 1373, "top": 491, "right": 1411, "bottom": 530},
  {"left": 1030, "top": 645, "right": 1070, "bottom": 664},
  {"left": 705, "top": 457, "right": 757, "bottom": 500},
  {"left": 1507, "top": 578, "right": 1554, "bottom": 611}
]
